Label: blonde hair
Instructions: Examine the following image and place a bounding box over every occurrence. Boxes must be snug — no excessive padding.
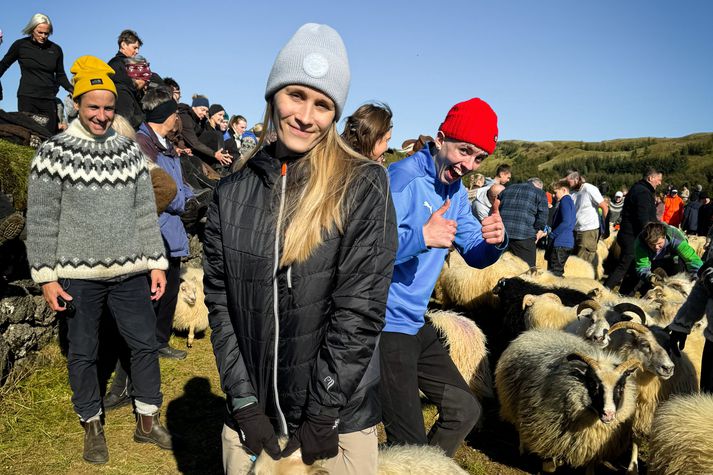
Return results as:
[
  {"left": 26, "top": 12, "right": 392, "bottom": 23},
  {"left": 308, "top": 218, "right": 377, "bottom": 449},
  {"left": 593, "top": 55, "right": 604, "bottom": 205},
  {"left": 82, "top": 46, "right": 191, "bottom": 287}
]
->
[
  {"left": 111, "top": 114, "right": 136, "bottom": 140},
  {"left": 22, "top": 13, "right": 53, "bottom": 36},
  {"left": 246, "top": 102, "right": 382, "bottom": 266}
]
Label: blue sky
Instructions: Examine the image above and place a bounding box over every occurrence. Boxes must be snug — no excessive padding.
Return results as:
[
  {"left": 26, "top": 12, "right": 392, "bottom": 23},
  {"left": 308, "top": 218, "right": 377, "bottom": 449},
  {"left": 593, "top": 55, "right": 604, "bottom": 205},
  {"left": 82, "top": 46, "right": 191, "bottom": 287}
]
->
[{"left": 1, "top": 0, "right": 711, "bottom": 148}]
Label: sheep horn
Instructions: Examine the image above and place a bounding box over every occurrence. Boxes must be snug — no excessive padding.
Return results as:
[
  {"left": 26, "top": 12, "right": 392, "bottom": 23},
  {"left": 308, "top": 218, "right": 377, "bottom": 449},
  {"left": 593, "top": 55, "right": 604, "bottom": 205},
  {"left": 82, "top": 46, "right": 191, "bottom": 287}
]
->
[
  {"left": 587, "top": 288, "right": 602, "bottom": 299},
  {"left": 566, "top": 352, "right": 600, "bottom": 371},
  {"left": 616, "top": 358, "right": 642, "bottom": 375},
  {"left": 609, "top": 321, "right": 649, "bottom": 335},
  {"left": 576, "top": 299, "right": 601, "bottom": 316},
  {"left": 612, "top": 303, "right": 647, "bottom": 325}
]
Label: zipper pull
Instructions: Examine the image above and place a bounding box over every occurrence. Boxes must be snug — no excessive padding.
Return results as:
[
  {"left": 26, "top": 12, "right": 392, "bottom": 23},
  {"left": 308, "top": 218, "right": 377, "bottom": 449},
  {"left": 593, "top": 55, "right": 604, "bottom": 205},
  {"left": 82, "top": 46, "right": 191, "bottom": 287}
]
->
[{"left": 281, "top": 162, "right": 287, "bottom": 177}]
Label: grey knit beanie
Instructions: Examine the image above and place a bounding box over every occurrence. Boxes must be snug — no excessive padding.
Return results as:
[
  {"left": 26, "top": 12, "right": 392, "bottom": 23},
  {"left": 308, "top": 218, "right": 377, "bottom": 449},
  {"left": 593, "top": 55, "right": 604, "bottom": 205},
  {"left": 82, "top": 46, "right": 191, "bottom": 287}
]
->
[{"left": 265, "top": 23, "right": 350, "bottom": 120}]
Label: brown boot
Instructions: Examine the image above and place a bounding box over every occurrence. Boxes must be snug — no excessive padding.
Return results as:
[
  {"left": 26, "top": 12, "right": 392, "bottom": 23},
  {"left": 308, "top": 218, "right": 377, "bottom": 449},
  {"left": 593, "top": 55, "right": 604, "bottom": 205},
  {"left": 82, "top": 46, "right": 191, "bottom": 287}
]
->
[
  {"left": 81, "top": 419, "right": 109, "bottom": 464},
  {"left": 134, "top": 412, "right": 172, "bottom": 450}
]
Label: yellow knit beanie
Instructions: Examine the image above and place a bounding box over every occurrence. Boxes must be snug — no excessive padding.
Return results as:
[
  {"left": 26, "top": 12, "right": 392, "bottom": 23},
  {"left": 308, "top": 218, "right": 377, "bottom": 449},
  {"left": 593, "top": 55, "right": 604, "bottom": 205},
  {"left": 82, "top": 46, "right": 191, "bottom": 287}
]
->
[{"left": 70, "top": 55, "right": 117, "bottom": 99}]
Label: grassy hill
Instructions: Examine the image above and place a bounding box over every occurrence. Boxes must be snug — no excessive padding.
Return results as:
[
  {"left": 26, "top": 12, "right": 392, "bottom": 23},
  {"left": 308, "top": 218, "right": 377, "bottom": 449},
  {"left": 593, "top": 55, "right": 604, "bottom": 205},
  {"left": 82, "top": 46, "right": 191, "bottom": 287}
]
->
[{"left": 386, "top": 132, "right": 713, "bottom": 194}]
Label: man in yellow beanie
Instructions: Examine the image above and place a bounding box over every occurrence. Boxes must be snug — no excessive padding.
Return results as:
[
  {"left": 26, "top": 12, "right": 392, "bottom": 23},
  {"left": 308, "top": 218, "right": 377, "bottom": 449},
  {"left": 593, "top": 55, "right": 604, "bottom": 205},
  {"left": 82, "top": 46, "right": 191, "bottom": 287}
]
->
[{"left": 25, "top": 55, "right": 172, "bottom": 464}]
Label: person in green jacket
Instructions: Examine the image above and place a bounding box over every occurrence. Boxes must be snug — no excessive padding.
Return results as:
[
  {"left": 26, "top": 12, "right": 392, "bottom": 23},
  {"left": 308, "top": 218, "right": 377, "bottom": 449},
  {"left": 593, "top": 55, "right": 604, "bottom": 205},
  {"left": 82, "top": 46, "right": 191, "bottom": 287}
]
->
[{"left": 633, "top": 221, "right": 702, "bottom": 293}]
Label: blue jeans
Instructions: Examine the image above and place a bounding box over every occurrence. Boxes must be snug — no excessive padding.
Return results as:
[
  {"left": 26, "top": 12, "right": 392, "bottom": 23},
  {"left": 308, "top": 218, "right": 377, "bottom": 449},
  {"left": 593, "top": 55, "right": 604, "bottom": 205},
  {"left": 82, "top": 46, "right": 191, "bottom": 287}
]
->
[{"left": 63, "top": 273, "right": 162, "bottom": 420}]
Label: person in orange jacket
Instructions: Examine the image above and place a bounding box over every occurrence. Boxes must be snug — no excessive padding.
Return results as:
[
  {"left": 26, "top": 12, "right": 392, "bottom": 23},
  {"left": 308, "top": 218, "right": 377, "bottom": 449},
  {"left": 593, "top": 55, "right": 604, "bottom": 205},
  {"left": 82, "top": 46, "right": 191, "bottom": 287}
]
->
[{"left": 663, "top": 188, "right": 685, "bottom": 226}]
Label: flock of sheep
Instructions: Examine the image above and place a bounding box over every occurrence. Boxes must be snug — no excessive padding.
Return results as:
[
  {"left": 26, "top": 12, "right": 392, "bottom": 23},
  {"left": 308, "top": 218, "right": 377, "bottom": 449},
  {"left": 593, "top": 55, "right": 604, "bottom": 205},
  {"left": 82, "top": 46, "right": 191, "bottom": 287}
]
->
[{"left": 171, "top": 232, "right": 713, "bottom": 474}]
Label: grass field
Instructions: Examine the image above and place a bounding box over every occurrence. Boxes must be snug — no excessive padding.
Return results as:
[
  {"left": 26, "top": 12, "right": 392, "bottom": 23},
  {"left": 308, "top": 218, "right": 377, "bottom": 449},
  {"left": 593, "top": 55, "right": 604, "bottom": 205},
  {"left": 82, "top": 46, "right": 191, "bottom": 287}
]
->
[{"left": 0, "top": 329, "right": 541, "bottom": 475}]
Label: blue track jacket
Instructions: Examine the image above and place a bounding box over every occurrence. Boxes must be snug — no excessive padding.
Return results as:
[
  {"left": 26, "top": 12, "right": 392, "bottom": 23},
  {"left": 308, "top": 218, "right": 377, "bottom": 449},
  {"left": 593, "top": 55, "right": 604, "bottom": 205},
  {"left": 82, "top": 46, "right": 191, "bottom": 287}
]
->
[{"left": 385, "top": 145, "right": 506, "bottom": 334}]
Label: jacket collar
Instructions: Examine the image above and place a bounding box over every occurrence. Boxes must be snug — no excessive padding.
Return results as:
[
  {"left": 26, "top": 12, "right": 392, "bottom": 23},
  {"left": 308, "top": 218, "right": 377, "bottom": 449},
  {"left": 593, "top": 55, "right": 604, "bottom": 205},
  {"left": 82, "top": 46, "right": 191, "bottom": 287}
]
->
[
  {"left": 64, "top": 118, "right": 118, "bottom": 143},
  {"left": 138, "top": 122, "right": 176, "bottom": 161}
]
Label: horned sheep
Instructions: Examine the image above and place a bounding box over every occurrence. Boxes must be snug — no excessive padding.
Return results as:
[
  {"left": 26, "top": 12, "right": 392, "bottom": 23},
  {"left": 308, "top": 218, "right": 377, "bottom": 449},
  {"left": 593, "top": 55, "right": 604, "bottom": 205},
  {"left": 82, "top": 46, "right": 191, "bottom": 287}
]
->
[
  {"left": 252, "top": 441, "right": 468, "bottom": 475},
  {"left": 647, "top": 393, "right": 713, "bottom": 475},
  {"left": 495, "top": 329, "right": 641, "bottom": 474},
  {"left": 172, "top": 266, "right": 209, "bottom": 348}
]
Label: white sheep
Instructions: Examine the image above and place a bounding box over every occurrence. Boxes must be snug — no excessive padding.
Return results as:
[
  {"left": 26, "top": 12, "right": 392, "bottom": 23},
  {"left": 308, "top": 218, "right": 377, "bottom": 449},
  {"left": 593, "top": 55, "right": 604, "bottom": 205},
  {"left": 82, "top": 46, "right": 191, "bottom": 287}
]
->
[
  {"left": 436, "top": 251, "right": 531, "bottom": 310},
  {"left": 522, "top": 293, "right": 577, "bottom": 330},
  {"left": 251, "top": 441, "right": 468, "bottom": 475},
  {"left": 426, "top": 309, "right": 493, "bottom": 400},
  {"left": 173, "top": 266, "right": 208, "bottom": 348},
  {"left": 535, "top": 250, "right": 596, "bottom": 279},
  {"left": 647, "top": 393, "right": 713, "bottom": 475},
  {"left": 495, "top": 329, "right": 641, "bottom": 474}
]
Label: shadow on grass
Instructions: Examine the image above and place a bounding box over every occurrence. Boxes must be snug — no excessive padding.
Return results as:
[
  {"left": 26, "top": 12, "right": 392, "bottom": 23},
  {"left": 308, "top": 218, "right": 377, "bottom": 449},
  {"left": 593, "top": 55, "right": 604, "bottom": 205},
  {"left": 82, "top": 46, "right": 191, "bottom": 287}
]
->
[{"left": 166, "top": 376, "right": 225, "bottom": 474}]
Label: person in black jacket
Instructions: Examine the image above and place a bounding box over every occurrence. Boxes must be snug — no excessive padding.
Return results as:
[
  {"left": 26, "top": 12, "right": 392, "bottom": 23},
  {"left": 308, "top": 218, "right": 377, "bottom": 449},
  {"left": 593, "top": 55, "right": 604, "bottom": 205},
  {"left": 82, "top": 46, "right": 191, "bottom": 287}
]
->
[
  {"left": 0, "top": 13, "right": 73, "bottom": 134},
  {"left": 204, "top": 23, "right": 397, "bottom": 475},
  {"left": 605, "top": 168, "right": 662, "bottom": 293},
  {"left": 177, "top": 95, "right": 232, "bottom": 167},
  {"left": 107, "top": 29, "right": 142, "bottom": 93}
]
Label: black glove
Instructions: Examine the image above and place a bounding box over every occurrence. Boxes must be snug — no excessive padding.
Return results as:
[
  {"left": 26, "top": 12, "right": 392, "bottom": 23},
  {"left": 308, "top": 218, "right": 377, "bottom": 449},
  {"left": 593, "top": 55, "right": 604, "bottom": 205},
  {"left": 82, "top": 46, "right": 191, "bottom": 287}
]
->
[
  {"left": 282, "top": 414, "right": 339, "bottom": 465},
  {"left": 232, "top": 403, "right": 281, "bottom": 460},
  {"left": 699, "top": 264, "right": 713, "bottom": 296},
  {"left": 668, "top": 329, "right": 688, "bottom": 357}
]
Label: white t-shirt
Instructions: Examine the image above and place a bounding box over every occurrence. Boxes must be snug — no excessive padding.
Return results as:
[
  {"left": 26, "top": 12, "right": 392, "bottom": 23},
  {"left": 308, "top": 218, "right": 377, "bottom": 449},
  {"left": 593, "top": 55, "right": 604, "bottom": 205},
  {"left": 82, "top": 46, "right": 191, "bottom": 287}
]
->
[
  {"left": 572, "top": 183, "right": 604, "bottom": 231},
  {"left": 472, "top": 184, "right": 493, "bottom": 221}
]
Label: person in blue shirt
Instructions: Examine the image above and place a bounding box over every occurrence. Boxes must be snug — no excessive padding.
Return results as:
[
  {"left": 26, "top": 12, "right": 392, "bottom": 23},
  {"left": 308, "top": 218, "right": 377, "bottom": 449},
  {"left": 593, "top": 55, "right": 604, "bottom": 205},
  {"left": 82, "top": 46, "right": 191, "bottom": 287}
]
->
[
  {"left": 380, "top": 98, "right": 507, "bottom": 457},
  {"left": 546, "top": 179, "right": 576, "bottom": 276}
]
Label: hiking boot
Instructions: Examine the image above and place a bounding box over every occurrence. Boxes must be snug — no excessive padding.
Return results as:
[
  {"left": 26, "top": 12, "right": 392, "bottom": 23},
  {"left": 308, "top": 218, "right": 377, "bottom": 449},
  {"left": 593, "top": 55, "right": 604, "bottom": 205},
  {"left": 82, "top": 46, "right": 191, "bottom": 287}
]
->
[
  {"left": 0, "top": 212, "right": 25, "bottom": 245},
  {"left": 134, "top": 412, "right": 172, "bottom": 450},
  {"left": 82, "top": 419, "right": 109, "bottom": 464},
  {"left": 103, "top": 389, "right": 131, "bottom": 411},
  {"left": 158, "top": 345, "right": 187, "bottom": 360}
]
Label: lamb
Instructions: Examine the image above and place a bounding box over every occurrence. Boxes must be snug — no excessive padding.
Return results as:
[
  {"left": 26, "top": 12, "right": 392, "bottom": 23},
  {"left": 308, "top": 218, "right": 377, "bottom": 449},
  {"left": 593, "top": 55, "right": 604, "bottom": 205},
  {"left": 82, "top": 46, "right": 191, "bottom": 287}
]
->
[
  {"left": 495, "top": 329, "right": 641, "bottom": 474},
  {"left": 172, "top": 266, "right": 208, "bottom": 348},
  {"left": 522, "top": 293, "right": 576, "bottom": 330},
  {"left": 427, "top": 309, "right": 493, "bottom": 400},
  {"left": 535, "top": 250, "right": 597, "bottom": 279},
  {"left": 251, "top": 441, "right": 468, "bottom": 475},
  {"left": 647, "top": 393, "right": 713, "bottom": 475}
]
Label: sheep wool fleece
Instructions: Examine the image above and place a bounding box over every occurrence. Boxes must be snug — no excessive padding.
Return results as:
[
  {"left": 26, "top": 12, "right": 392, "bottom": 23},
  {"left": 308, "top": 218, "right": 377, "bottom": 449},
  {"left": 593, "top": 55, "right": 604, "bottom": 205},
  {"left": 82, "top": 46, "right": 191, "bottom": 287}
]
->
[{"left": 27, "top": 119, "right": 168, "bottom": 283}]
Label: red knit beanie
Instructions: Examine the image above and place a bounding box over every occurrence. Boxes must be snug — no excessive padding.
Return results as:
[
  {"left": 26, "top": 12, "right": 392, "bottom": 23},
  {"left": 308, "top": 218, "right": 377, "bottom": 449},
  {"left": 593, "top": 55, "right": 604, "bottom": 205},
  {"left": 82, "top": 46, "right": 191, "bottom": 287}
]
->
[{"left": 438, "top": 98, "right": 498, "bottom": 154}]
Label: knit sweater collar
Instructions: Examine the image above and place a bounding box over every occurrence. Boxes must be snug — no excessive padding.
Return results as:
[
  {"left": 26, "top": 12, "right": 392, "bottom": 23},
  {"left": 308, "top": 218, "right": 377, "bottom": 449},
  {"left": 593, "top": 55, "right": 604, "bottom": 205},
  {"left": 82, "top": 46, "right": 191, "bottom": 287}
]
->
[{"left": 64, "top": 118, "right": 119, "bottom": 143}]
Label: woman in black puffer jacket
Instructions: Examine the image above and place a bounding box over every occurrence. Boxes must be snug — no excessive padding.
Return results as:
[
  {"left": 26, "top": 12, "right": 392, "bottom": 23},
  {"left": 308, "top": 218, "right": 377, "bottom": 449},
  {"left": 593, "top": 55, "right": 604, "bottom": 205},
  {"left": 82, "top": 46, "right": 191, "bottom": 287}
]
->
[{"left": 203, "top": 23, "right": 397, "bottom": 475}]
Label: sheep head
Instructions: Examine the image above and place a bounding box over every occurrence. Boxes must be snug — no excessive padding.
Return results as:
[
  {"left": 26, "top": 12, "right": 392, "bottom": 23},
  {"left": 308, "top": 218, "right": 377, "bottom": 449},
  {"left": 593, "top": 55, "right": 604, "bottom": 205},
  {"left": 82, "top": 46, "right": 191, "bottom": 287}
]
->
[
  {"left": 576, "top": 300, "right": 610, "bottom": 347},
  {"left": 566, "top": 353, "right": 641, "bottom": 424},
  {"left": 179, "top": 278, "right": 198, "bottom": 306},
  {"left": 609, "top": 322, "right": 674, "bottom": 380}
]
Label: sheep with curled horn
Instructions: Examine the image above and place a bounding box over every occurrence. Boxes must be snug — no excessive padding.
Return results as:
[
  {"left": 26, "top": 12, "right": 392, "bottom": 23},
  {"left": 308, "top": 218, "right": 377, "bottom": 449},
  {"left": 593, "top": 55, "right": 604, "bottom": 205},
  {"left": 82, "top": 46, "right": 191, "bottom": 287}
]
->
[
  {"left": 563, "top": 300, "right": 649, "bottom": 348},
  {"left": 495, "top": 329, "right": 641, "bottom": 474},
  {"left": 647, "top": 393, "right": 713, "bottom": 475}
]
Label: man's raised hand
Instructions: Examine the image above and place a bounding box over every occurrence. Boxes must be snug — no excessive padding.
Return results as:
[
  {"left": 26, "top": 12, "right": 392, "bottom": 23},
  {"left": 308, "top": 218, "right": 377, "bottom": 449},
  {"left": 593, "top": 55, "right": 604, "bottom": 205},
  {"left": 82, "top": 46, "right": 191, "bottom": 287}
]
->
[{"left": 423, "top": 199, "right": 457, "bottom": 248}]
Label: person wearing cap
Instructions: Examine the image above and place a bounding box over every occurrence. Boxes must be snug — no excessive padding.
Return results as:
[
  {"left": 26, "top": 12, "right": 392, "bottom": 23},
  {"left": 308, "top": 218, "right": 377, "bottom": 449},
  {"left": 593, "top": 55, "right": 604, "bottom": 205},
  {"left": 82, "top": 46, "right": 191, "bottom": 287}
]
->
[
  {"left": 0, "top": 13, "right": 73, "bottom": 134},
  {"left": 663, "top": 187, "right": 685, "bottom": 227},
  {"left": 381, "top": 98, "right": 506, "bottom": 457},
  {"left": 198, "top": 103, "right": 232, "bottom": 171},
  {"left": 177, "top": 94, "right": 232, "bottom": 167},
  {"left": 115, "top": 54, "right": 151, "bottom": 130},
  {"left": 25, "top": 55, "right": 172, "bottom": 464},
  {"left": 204, "top": 23, "right": 397, "bottom": 474},
  {"left": 608, "top": 190, "right": 625, "bottom": 228}
]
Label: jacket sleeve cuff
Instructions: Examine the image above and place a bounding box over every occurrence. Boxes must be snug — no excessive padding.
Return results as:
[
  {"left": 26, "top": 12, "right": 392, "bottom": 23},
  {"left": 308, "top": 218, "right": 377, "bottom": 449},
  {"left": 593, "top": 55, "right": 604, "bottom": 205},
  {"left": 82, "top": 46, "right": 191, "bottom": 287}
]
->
[{"left": 306, "top": 399, "right": 340, "bottom": 420}]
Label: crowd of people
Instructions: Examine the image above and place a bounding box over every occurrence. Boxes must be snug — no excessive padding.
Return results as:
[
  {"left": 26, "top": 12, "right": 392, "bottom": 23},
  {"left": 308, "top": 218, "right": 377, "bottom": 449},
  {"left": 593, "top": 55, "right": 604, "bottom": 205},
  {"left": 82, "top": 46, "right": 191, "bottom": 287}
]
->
[{"left": 2, "top": 12, "right": 713, "bottom": 475}]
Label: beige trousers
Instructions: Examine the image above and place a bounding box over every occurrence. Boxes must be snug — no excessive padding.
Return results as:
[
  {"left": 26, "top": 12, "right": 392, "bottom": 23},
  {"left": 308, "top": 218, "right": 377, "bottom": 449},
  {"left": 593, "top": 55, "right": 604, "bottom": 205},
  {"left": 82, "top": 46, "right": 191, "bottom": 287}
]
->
[{"left": 221, "top": 423, "right": 378, "bottom": 475}]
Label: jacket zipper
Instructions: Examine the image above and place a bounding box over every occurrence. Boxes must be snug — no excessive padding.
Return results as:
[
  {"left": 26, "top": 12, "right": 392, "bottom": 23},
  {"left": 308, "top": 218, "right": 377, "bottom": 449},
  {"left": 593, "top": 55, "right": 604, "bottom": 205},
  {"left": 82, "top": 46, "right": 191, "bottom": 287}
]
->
[{"left": 272, "top": 161, "right": 289, "bottom": 437}]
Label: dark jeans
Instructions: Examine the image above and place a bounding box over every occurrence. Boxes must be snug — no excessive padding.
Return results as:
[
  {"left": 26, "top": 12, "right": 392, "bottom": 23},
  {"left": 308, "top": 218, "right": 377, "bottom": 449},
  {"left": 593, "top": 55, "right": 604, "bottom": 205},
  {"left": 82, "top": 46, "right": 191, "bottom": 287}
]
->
[
  {"left": 18, "top": 95, "right": 57, "bottom": 135},
  {"left": 64, "top": 274, "right": 162, "bottom": 420},
  {"left": 107, "top": 258, "right": 181, "bottom": 396},
  {"left": 702, "top": 339, "right": 713, "bottom": 393},
  {"left": 605, "top": 232, "right": 635, "bottom": 291},
  {"left": 379, "top": 324, "right": 481, "bottom": 457},
  {"left": 507, "top": 238, "right": 537, "bottom": 268},
  {"left": 156, "top": 257, "right": 181, "bottom": 348},
  {"left": 547, "top": 246, "right": 571, "bottom": 277}
]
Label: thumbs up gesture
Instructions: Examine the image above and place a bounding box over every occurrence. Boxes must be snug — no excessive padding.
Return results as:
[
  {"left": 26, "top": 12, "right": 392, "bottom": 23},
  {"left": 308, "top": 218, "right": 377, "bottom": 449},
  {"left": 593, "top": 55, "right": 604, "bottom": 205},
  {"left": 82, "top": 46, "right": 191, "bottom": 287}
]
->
[
  {"left": 423, "top": 199, "right": 458, "bottom": 248},
  {"left": 480, "top": 197, "right": 505, "bottom": 245}
]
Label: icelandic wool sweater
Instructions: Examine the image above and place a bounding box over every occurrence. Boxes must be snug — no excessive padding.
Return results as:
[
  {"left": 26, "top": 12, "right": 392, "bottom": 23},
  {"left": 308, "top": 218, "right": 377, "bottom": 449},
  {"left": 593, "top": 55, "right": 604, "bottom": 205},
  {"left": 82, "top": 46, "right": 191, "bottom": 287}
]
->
[{"left": 26, "top": 119, "right": 168, "bottom": 283}]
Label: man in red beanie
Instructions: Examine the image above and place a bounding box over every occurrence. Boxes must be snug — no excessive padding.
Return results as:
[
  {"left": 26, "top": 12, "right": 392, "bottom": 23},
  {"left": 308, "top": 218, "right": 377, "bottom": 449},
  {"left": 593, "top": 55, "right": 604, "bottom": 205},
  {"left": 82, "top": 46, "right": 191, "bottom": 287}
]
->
[{"left": 380, "top": 98, "right": 506, "bottom": 456}]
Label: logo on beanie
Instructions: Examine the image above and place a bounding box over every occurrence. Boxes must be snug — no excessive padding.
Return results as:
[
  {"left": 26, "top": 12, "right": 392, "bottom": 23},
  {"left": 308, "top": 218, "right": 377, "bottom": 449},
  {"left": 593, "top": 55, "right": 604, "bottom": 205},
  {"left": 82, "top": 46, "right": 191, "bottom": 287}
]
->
[
  {"left": 303, "top": 53, "right": 329, "bottom": 78},
  {"left": 90, "top": 79, "right": 103, "bottom": 85}
]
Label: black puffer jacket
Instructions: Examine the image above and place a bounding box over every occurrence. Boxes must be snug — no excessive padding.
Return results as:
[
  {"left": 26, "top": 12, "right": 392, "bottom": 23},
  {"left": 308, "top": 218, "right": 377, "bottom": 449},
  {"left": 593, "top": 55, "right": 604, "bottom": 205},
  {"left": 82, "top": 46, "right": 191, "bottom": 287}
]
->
[
  {"left": 204, "top": 145, "right": 397, "bottom": 434},
  {"left": 619, "top": 179, "right": 657, "bottom": 237}
]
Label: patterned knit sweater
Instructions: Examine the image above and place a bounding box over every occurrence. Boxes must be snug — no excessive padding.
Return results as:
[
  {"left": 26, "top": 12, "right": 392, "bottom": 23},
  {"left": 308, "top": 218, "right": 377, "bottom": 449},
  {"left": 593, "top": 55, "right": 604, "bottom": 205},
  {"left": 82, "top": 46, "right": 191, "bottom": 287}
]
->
[{"left": 26, "top": 119, "right": 168, "bottom": 283}]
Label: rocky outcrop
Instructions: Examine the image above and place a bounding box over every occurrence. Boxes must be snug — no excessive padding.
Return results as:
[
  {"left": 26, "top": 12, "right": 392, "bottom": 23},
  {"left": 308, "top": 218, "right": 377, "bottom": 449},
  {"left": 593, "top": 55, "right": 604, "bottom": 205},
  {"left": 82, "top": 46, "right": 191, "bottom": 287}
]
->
[{"left": 0, "top": 280, "right": 56, "bottom": 386}]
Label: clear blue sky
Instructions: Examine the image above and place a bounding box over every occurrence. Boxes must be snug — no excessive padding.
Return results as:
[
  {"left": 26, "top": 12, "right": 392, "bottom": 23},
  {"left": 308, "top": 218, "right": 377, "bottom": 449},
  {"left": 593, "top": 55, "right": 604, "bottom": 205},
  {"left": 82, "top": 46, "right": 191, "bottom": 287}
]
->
[{"left": 1, "top": 0, "right": 711, "bottom": 147}]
